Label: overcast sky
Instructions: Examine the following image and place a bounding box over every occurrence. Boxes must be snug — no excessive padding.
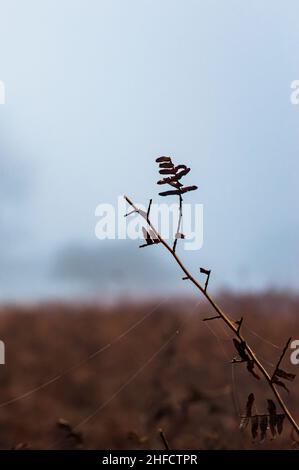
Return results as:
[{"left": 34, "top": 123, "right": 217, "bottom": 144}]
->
[{"left": 0, "top": 0, "right": 299, "bottom": 301}]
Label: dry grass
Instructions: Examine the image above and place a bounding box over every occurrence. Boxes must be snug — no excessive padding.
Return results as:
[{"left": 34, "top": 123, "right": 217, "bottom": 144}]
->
[{"left": 0, "top": 292, "right": 298, "bottom": 450}]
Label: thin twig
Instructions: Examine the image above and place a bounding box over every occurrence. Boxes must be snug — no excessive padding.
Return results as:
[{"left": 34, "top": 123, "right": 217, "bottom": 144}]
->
[
  {"left": 159, "top": 429, "right": 170, "bottom": 450},
  {"left": 124, "top": 194, "right": 299, "bottom": 436},
  {"left": 124, "top": 209, "right": 136, "bottom": 217},
  {"left": 203, "top": 315, "right": 221, "bottom": 322},
  {"left": 173, "top": 194, "right": 183, "bottom": 252}
]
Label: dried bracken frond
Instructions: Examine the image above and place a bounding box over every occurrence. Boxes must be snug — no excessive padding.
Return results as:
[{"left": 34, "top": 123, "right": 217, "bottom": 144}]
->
[
  {"left": 240, "top": 397, "right": 286, "bottom": 441},
  {"left": 155, "top": 156, "right": 198, "bottom": 251}
]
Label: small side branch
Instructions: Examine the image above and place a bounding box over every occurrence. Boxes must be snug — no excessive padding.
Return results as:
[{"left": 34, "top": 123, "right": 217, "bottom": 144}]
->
[
  {"left": 124, "top": 209, "right": 136, "bottom": 218},
  {"left": 203, "top": 315, "right": 221, "bottom": 322}
]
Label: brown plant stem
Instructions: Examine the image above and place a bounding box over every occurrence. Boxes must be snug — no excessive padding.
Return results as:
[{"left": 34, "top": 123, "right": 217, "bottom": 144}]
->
[{"left": 124, "top": 194, "right": 299, "bottom": 436}]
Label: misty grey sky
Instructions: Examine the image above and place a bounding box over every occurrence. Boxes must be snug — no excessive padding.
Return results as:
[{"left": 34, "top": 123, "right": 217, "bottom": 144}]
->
[{"left": 0, "top": 0, "right": 299, "bottom": 301}]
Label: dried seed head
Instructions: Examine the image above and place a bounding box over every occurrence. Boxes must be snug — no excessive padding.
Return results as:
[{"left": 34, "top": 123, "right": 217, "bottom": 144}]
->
[{"left": 155, "top": 157, "right": 197, "bottom": 197}]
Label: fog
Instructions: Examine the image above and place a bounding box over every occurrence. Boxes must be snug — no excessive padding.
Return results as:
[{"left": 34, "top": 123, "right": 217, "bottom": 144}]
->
[{"left": 0, "top": 0, "right": 299, "bottom": 301}]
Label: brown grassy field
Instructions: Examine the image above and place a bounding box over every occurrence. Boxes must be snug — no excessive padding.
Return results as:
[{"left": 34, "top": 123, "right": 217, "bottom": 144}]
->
[{"left": 0, "top": 292, "right": 298, "bottom": 450}]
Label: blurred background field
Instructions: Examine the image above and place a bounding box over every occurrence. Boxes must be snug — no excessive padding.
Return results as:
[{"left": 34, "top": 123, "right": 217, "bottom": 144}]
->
[{"left": 0, "top": 292, "right": 297, "bottom": 450}]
